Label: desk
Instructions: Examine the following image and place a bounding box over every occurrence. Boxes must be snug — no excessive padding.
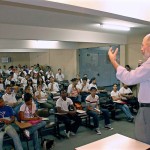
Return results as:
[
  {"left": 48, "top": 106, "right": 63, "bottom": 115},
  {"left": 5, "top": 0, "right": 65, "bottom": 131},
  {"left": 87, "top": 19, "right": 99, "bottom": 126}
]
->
[{"left": 75, "top": 133, "right": 150, "bottom": 150}]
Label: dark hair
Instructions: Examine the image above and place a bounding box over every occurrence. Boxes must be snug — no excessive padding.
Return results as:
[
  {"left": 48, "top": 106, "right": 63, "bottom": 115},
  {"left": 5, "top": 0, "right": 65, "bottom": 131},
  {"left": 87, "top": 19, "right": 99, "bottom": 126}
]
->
[
  {"left": 5, "top": 84, "right": 11, "bottom": 88},
  {"left": 90, "top": 87, "right": 97, "bottom": 91},
  {"left": 89, "top": 77, "right": 96, "bottom": 84},
  {"left": 24, "top": 93, "right": 32, "bottom": 102},
  {"left": 58, "top": 68, "right": 61, "bottom": 71},
  {"left": 82, "top": 77, "right": 87, "bottom": 81},
  {"left": 25, "top": 85, "right": 30, "bottom": 91},
  {"left": 113, "top": 83, "right": 117, "bottom": 86},
  {"left": 70, "top": 78, "right": 77, "bottom": 82},
  {"left": 60, "top": 89, "right": 67, "bottom": 94}
]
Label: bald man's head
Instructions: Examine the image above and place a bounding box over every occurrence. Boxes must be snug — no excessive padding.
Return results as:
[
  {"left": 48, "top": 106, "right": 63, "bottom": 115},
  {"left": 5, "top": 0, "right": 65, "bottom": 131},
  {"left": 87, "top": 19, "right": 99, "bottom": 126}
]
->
[{"left": 141, "top": 34, "right": 150, "bottom": 60}]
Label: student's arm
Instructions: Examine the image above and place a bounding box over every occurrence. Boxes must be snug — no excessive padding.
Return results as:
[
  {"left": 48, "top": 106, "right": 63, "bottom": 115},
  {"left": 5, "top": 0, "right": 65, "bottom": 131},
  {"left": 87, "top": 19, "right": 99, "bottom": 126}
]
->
[
  {"left": 19, "top": 111, "right": 41, "bottom": 121},
  {"left": 56, "top": 107, "right": 68, "bottom": 114},
  {"left": 111, "top": 96, "right": 121, "bottom": 101},
  {"left": 0, "top": 116, "right": 15, "bottom": 125}
]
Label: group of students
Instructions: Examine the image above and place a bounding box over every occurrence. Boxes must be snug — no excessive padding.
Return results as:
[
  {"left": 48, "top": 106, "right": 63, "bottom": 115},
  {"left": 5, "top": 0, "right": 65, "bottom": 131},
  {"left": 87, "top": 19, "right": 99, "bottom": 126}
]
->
[{"left": 0, "top": 64, "right": 139, "bottom": 149}]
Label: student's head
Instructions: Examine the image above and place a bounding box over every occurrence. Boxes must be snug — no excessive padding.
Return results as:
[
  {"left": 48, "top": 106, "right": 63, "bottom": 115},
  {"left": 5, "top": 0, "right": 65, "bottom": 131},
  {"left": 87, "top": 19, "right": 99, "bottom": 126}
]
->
[
  {"left": 25, "top": 74, "right": 30, "bottom": 80},
  {"left": 24, "top": 93, "right": 32, "bottom": 106},
  {"left": 5, "top": 84, "right": 11, "bottom": 94},
  {"left": 141, "top": 34, "right": 150, "bottom": 60},
  {"left": 122, "top": 83, "right": 128, "bottom": 89},
  {"left": 60, "top": 89, "right": 67, "bottom": 100},
  {"left": 0, "top": 98, "right": 5, "bottom": 107},
  {"left": 25, "top": 85, "right": 31, "bottom": 93},
  {"left": 125, "top": 65, "right": 131, "bottom": 71},
  {"left": 71, "top": 78, "right": 78, "bottom": 85},
  {"left": 82, "top": 77, "right": 87, "bottom": 84},
  {"left": 90, "top": 87, "right": 97, "bottom": 95},
  {"left": 50, "top": 76, "right": 54, "bottom": 82},
  {"left": 113, "top": 84, "right": 118, "bottom": 91},
  {"left": 0, "top": 78, "right": 3, "bottom": 83},
  {"left": 58, "top": 68, "right": 61, "bottom": 73},
  {"left": 27, "top": 79, "right": 33, "bottom": 85},
  {"left": 37, "top": 84, "right": 42, "bottom": 90},
  {"left": 38, "top": 77, "right": 44, "bottom": 84}
]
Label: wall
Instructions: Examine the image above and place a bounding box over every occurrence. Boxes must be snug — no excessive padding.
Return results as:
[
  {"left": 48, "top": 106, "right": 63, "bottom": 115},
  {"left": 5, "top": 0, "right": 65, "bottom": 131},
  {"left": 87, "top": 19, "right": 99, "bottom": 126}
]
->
[
  {"left": 0, "top": 52, "right": 30, "bottom": 68},
  {"left": 126, "top": 34, "right": 144, "bottom": 69},
  {"left": 30, "top": 49, "right": 78, "bottom": 81}
]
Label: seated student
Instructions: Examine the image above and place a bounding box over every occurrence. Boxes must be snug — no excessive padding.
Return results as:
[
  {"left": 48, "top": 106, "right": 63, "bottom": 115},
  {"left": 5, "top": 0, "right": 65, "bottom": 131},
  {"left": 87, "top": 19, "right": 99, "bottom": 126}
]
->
[
  {"left": 19, "top": 93, "right": 46, "bottom": 150},
  {"left": 56, "top": 89, "right": 81, "bottom": 138},
  {"left": 55, "top": 68, "right": 65, "bottom": 83},
  {"left": 111, "top": 84, "right": 134, "bottom": 122},
  {"left": 2, "top": 84, "right": 23, "bottom": 116},
  {"left": 119, "top": 83, "right": 139, "bottom": 112},
  {"left": 48, "top": 76, "right": 59, "bottom": 93},
  {"left": 0, "top": 97, "right": 23, "bottom": 150},
  {"left": 35, "top": 84, "right": 55, "bottom": 110},
  {"left": 86, "top": 87, "right": 113, "bottom": 135},
  {"left": 78, "top": 77, "right": 90, "bottom": 102},
  {"left": 67, "top": 78, "right": 81, "bottom": 103}
]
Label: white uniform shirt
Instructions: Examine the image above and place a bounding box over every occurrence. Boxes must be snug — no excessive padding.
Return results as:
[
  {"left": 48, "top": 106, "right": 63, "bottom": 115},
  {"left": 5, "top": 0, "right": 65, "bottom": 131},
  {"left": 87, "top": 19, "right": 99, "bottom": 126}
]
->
[
  {"left": 119, "top": 87, "right": 132, "bottom": 95},
  {"left": 56, "top": 97, "right": 73, "bottom": 111},
  {"left": 89, "top": 83, "right": 98, "bottom": 90},
  {"left": 20, "top": 102, "right": 36, "bottom": 118},
  {"left": 35, "top": 91, "right": 47, "bottom": 99},
  {"left": 86, "top": 94, "right": 99, "bottom": 110},
  {"left": 56, "top": 73, "right": 64, "bottom": 82},
  {"left": 78, "top": 83, "right": 90, "bottom": 92},
  {"left": 48, "top": 82, "right": 59, "bottom": 92},
  {"left": 2, "top": 93, "right": 17, "bottom": 103},
  {"left": 111, "top": 91, "right": 120, "bottom": 98}
]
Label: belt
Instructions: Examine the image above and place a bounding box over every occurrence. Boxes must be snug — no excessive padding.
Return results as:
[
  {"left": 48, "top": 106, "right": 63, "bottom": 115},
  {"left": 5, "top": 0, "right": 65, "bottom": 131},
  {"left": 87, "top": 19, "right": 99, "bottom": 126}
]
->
[{"left": 140, "top": 103, "right": 150, "bottom": 107}]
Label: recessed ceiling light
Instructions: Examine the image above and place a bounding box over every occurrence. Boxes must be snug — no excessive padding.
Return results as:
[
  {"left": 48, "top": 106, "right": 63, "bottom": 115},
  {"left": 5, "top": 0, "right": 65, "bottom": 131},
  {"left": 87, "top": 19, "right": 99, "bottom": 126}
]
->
[{"left": 101, "top": 24, "right": 130, "bottom": 31}]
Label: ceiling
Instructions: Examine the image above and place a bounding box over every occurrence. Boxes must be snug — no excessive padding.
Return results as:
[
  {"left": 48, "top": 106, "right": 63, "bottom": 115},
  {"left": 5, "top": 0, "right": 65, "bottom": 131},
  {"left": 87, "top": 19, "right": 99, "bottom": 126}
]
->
[{"left": 0, "top": 0, "right": 150, "bottom": 50}]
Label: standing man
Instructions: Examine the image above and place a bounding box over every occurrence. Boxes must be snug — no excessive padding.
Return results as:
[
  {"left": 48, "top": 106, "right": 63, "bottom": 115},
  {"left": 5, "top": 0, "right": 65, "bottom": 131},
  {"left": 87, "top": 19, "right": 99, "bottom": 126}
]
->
[{"left": 108, "top": 34, "right": 150, "bottom": 144}]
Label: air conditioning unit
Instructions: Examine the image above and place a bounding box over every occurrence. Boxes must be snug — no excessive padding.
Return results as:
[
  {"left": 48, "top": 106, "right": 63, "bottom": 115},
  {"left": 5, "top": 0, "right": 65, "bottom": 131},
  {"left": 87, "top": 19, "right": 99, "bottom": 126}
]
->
[{"left": 1, "top": 57, "right": 11, "bottom": 63}]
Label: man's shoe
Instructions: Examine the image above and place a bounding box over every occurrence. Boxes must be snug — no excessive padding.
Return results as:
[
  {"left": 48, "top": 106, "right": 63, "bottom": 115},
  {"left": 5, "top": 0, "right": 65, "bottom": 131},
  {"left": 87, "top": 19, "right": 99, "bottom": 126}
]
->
[
  {"left": 128, "top": 117, "right": 134, "bottom": 122},
  {"left": 95, "top": 128, "right": 101, "bottom": 135},
  {"left": 70, "top": 131, "right": 76, "bottom": 136},
  {"left": 105, "top": 125, "right": 113, "bottom": 130},
  {"left": 64, "top": 130, "right": 70, "bottom": 138}
]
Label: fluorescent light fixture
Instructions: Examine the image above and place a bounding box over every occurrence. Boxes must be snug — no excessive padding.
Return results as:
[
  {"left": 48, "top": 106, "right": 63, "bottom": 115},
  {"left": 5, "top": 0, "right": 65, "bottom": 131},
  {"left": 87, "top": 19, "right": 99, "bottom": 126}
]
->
[{"left": 101, "top": 24, "right": 130, "bottom": 31}]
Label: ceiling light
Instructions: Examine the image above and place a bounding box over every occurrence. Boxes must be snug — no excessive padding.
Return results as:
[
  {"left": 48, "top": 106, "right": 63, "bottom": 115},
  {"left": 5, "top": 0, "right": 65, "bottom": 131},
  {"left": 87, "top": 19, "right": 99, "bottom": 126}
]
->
[{"left": 101, "top": 24, "right": 130, "bottom": 31}]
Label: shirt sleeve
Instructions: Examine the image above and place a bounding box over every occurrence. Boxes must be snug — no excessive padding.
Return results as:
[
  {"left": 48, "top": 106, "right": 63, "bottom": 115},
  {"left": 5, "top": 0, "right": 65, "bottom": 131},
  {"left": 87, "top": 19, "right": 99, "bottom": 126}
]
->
[{"left": 116, "top": 59, "right": 150, "bottom": 85}]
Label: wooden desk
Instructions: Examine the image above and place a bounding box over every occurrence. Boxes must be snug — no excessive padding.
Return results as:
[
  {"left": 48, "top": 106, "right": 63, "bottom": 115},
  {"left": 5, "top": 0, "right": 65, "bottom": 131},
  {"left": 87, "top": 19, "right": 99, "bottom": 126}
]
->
[{"left": 75, "top": 133, "right": 150, "bottom": 150}]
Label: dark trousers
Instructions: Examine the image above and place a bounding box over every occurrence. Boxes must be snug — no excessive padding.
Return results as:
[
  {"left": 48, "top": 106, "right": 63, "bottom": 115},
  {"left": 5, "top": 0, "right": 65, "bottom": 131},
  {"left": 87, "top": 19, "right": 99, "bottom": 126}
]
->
[
  {"left": 87, "top": 108, "right": 110, "bottom": 128},
  {"left": 57, "top": 114, "right": 81, "bottom": 133}
]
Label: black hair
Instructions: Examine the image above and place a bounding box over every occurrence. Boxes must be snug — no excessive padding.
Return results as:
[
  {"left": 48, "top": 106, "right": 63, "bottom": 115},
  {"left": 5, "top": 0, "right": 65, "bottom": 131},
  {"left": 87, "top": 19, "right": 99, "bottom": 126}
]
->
[
  {"left": 90, "top": 87, "right": 97, "bottom": 91},
  {"left": 24, "top": 93, "right": 32, "bottom": 102},
  {"left": 82, "top": 77, "right": 87, "bottom": 81},
  {"left": 5, "top": 84, "right": 11, "bottom": 88},
  {"left": 89, "top": 77, "right": 96, "bottom": 84},
  {"left": 70, "top": 78, "right": 77, "bottom": 82}
]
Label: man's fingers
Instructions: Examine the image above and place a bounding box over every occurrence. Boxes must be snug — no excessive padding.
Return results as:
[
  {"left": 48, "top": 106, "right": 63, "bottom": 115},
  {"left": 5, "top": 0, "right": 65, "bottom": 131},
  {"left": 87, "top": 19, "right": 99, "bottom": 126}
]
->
[{"left": 114, "top": 48, "right": 118, "bottom": 55}]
